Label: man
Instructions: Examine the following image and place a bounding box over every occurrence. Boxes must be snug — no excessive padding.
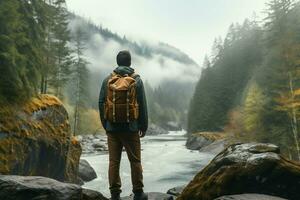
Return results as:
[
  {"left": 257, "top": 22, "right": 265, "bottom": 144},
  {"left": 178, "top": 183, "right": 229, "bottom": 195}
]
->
[{"left": 98, "top": 50, "right": 148, "bottom": 200}]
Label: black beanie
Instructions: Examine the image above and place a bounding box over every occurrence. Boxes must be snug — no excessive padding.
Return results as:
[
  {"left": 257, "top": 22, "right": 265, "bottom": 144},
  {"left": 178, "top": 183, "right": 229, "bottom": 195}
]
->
[{"left": 116, "top": 50, "right": 131, "bottom": 67}]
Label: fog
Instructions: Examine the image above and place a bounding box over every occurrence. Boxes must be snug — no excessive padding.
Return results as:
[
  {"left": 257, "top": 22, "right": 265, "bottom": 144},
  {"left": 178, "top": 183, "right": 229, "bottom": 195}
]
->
[
  {"left": 66, "top": 0, "right": 269, "bottom": 62},
  {"left": 69, "top": 17, "right": 200, "bottom": 88}
]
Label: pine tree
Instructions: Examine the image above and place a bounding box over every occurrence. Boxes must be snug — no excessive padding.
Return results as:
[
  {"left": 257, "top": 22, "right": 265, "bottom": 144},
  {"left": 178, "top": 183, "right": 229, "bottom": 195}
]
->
[
  {"left": 0, "top": 0, "right": 43, "bottom": 103},
  {"left": 39, "top": 0, "right": 55, "bottom": 94},
  {"left": 18, "top": 0, "right": 48, "bottom": 95},
  {"left": 0, "top": 0, "right": 23, "bottom": 103},
  {"left": 255, "top": 0, "right": 300, "bottom": 159},
  {"left": 243, "top": 83, "right": 268, "bottom": 141},
  {"left": 72, "top": 27, "right": 90, "bottom": 136},
  {"left": 48, "top": 0, "right": 73, "bottom": 99}
]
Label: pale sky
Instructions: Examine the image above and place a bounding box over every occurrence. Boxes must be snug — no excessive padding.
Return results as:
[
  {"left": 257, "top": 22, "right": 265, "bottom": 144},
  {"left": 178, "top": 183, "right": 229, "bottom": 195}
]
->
[{"left": 66, "top": 0, "right": 269, "bottom": 64}]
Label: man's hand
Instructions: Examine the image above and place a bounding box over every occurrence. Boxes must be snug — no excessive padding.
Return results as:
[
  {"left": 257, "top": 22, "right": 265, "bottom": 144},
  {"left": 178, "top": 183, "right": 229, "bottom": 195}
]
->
[{"left": 138, "top": 130, "right": 146, "bottom": 138}]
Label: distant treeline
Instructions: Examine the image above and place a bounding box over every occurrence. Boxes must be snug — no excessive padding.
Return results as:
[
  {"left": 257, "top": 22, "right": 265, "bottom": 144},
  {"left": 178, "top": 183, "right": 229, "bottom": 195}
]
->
[
  {"left": 188, "top": 0, "right": 300, "bottom": 160},
  {"left": 145, "top": 81, "right": 194, "bottom": 129}
]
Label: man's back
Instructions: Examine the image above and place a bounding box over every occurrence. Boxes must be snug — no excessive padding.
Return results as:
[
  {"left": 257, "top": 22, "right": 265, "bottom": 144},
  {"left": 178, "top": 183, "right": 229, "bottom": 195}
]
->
[{"left": 98, "top": 50, "right": 148, "bottom": 200}]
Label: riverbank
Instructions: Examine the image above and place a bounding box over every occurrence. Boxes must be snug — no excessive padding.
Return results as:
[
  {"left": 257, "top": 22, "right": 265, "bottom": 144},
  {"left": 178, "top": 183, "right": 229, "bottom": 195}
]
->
[{"left": 1, "top": 133, "right": 298, "bottom": 199}]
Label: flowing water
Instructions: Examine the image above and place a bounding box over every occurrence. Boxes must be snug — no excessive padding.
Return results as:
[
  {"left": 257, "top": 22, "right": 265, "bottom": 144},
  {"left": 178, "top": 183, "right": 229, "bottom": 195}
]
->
[{"left": 82, "top": 131, "right": 215, "bottom": 197}]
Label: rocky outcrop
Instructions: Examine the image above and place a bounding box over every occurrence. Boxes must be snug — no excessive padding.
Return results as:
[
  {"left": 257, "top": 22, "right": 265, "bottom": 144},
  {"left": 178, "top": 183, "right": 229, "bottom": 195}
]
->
[
  {"left": 185, "top": 134, "right": 213, "bottom": 150},
  {"left": 186, "top": 132, "right": 228, "bottom": 153},
  {"left": 166, "top": 185, "right": 185, "bottom": 196},
  {"left": 77, "top": 134, "right": 108, "bottom": 155},
  {"left": 0, "top": 95, "right": 81, "bottom": 183},
  {"left": 82, "top": 189, "right": 108, "bottom": 200},
  {"left": 178, "top": 143, "right": 300, "bottom": 200},
  {"left": 147, "top": 123, "right": 168, "bottom": 135},
  {"left": 215, "top": 194, "right": 287, "bottom": 200},
  {"left": 78, "top": 159, "right": 97, "bottom": 182},
  {"left": 200, "top": 139, "right": 227, "bottom": 154},
  {"left": 78, "top": 124, "right": 168, "bottom": 155},
  {"left": 0, "top": 175, "right": 107, "bottom": 200}
]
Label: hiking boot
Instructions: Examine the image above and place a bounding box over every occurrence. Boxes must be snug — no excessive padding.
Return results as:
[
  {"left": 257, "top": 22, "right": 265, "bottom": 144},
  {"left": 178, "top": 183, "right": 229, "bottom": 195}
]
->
[
  {"left": 133, "top": 191, "right": 148, "bottom": 200},
  {"left": 110, "top": 193, "right": 121, "bottom": 200}
]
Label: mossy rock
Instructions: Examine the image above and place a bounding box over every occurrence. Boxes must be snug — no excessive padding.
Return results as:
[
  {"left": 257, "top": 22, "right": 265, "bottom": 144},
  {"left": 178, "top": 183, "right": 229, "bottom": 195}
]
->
[
  {"left": 186, "top": 132, "right": 229, "bottom": 151},
  {"left": 178, "top": 143, "right": 300, "bottom": 200},
  {"left": 0, "top": 95, "right": 81, "bottom": 183}
]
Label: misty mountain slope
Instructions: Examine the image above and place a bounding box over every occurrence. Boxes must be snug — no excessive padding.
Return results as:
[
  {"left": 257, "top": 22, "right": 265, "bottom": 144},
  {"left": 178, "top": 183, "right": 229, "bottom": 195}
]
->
[
  {"left": 68, "top": 14, "right": 200, "bottom": 83},
  {"left": 68, "top": 14, "right": 200, "bottom": 128},
  {"left": 69, "top": 14, "right": 199, "bottom": 66}
]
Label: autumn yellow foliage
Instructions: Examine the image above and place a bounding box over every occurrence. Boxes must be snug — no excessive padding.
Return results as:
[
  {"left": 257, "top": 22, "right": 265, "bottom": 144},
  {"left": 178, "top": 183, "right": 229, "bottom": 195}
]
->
[
  {"left": 193, "top": 132, "right": 228, "bottom": 141},
  {"left": 78, "top": 109, "right": 104, "bottom": 135}
]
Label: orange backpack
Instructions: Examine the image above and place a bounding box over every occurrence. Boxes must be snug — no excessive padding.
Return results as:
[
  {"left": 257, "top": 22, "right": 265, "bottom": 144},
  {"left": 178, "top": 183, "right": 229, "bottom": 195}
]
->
[{"left": 104, "top": 72, "right": 139, "bottom": 123}]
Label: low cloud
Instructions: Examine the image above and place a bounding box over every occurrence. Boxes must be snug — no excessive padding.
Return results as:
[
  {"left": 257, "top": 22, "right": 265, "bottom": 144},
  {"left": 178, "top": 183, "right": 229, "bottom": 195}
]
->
[{"left": 69, "top": 16, "right": 200, "bottom": 88}]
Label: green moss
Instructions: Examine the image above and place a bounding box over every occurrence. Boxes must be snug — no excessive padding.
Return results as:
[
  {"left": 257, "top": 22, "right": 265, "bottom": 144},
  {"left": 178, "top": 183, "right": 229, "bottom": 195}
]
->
[
  {"left": 23, "top": 94, "right": 63, "bottom": 114},
  {"left": 0, "top": 94, "right": 82, "bottom": 182}
]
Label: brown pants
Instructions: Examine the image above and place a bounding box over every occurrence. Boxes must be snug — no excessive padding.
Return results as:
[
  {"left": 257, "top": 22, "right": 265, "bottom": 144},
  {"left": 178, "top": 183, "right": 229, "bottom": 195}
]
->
[{"left": 107, "top": 132, "right": 144, "bottom": 194}]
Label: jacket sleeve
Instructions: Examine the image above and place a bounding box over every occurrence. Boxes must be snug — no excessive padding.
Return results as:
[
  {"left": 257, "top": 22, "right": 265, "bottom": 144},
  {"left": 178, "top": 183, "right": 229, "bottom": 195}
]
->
[
  {"left": 98, "top": 77, "right": 108, "bottom": 129},
  {"left": 136, "top": 77, "right": 148, "bottom": 132}
]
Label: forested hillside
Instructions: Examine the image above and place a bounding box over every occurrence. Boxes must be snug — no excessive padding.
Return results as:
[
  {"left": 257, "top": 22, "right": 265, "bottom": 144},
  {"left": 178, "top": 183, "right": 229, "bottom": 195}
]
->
[
  {"left": 0, "top": 0, "right": 198, "bottom": 135},
  {"left": 188, "top": 0, "right": 300, "bottom": 160}
]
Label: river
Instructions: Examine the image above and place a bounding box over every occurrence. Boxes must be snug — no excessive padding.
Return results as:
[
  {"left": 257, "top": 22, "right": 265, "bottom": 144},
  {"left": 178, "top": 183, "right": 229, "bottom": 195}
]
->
[{"left": 82, "top": 131, "right": 215, "bottom": 197}]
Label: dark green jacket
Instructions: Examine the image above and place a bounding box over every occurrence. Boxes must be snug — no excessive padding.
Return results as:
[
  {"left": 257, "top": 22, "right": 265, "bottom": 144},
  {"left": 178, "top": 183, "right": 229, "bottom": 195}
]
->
[{"left": 98, "top": 66, "right": 148, "bottom": 133}]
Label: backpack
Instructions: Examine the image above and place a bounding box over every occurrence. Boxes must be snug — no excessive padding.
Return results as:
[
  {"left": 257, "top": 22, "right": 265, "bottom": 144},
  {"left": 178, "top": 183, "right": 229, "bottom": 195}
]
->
[{"left": 104, "top": 72, "right": 139, "bottom": 123}]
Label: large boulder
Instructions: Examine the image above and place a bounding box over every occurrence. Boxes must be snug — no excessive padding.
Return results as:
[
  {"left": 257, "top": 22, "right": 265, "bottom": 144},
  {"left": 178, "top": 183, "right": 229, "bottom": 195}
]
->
[
  {"left": 185, "top": 134, "right": 213, "bottom": 150},
  {"left": 0, "top": 175, "right": 107, "bottom": 200},
  {"left": 200, "top": 139, "right": 227, "bottom": 154},
  {"left": 78, "top": 159, "right": 97, "bottom": 182},
  {"left": 82, "top": 188, "right": 108, "bottom": 200},
  {"left": 178, "top": 143, "right": 300, "bottom": 200},
  {"left": 0, "top": 95, "right": 81, "bottom": 183}
]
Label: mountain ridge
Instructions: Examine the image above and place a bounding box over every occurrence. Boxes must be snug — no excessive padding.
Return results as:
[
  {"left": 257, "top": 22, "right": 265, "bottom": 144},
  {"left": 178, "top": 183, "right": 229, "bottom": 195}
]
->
[{"left": 68, "top": 13, "right": 200, "bottom": 68}]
